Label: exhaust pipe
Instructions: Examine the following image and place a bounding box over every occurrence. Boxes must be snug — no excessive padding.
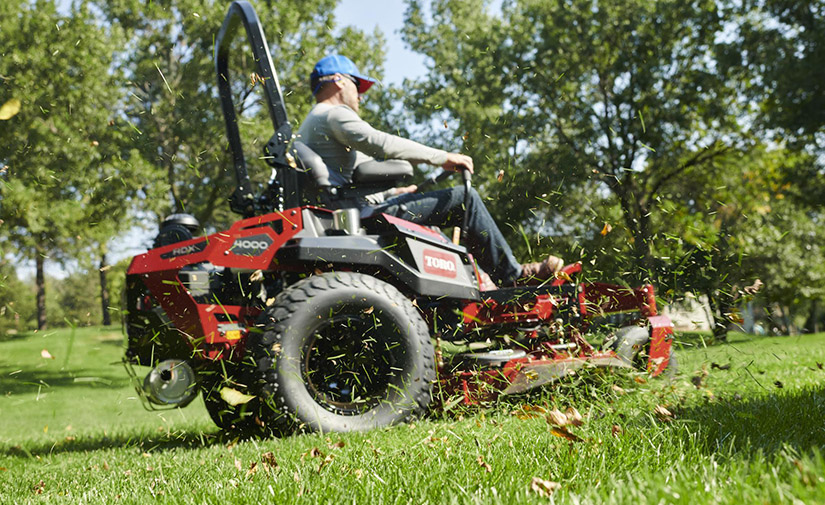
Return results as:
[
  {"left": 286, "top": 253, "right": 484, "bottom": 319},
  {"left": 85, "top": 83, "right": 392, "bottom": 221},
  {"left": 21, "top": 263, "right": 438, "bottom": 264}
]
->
[{"left": 143, "top": 360, "right": 198, "bottom": 407}]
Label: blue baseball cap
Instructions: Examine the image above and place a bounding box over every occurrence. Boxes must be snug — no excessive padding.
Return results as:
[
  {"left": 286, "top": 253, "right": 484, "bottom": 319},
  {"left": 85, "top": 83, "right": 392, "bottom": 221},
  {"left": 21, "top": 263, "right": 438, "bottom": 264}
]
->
[{"left": 310, "top": 54, "right": 376, "bottom": 94}]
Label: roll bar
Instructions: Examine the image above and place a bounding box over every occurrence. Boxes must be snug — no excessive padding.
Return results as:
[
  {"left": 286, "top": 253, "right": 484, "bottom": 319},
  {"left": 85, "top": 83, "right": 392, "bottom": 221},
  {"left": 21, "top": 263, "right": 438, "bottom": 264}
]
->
[{"left": 215, "top": 1, "right": 299, "bottom": 217}]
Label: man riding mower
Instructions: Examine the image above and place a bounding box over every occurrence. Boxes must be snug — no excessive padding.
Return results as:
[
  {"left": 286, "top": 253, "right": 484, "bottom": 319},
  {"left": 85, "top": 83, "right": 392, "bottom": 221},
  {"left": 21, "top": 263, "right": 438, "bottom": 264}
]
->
[{"left": 122, "top": 1, "right": 675, "bottom": 435}]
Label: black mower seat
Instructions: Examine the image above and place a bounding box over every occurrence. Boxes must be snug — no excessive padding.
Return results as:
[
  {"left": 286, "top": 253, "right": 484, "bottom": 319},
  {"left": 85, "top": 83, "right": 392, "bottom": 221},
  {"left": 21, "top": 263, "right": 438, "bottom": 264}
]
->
[{"left": 291, "top": 140, "right": 412, "bottom": 207}]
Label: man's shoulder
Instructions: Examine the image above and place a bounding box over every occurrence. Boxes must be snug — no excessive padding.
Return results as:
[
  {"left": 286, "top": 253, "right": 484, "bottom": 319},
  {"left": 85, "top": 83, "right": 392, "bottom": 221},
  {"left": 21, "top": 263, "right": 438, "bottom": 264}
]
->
[{"left": 323, "top": 103, "right": 360, "bottom": 120}]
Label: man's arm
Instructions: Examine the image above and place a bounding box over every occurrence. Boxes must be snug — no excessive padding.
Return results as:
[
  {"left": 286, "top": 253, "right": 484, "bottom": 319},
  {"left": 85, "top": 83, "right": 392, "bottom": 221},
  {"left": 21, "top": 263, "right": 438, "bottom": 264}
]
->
[{"left": 327, "top": 106, "right": 471, "bottom": 170}]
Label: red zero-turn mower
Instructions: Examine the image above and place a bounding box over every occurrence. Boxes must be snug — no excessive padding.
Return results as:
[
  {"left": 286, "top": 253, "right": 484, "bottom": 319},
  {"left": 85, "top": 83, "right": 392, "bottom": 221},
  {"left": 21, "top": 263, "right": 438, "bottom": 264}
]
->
[{"left": 123, "top": 1, "right": 675, "bottom": 434}]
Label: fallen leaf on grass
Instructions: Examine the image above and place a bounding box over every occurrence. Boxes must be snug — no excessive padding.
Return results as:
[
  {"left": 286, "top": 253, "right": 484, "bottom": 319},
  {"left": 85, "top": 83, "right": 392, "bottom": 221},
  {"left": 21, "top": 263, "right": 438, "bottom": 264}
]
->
[
  {"left": 220, "top": 387, "right": 255, "bottom": 406},
  {"left": 328, "top": 441, "right": 345, "bottom": 450},
  {"left": 549, "top": 426, "right": 582, "bottom": 442},
  {"left": 611, "top": 425, "right": 623, "bottom": 437},
  {"left": 261, "top": 452, "right": 278, "bottom": 470},
  {"left": 317, "top": 453, "right": 335, "bottom": 473},
  {"left": 633, "top": 376, "right": 647, "bottom": 384},
  {"left": 33, "top": 480, "right": 45, "bottom": 495},
  {"left": 530, "top": 477, "right": 561, "bottom": 497},
  {"left": 545, "top": 407, "right": 584, "bottom": 428},
  {"left": 0, "top": 467, "right": 7, "bottom": 471},
  {"left": 547, "top": 408, "right": 569, "bottom": 427},
  {"left": 793, "top": 459, "right": 816, "bottom": 486},
  {"left": 234, "top": 458, "right": 243, "bottom": 472},
  {"left": 40, "top": 349, "right": 54, "bottom": 359},
  {"left": 512, "top": 404, "right": 547, "bottom": 419},
  {"left": 654, "top": 405, "right": 673, "bottom": 422},
  {"left": 246, "top": 462, "right": 258, "bottom": 478},
  {"left": 477, "top": 455, "right": 492, "bottom": 473},
  {"left": 565, "top": 407, "right": 584, "bottom": 427},
  {"left": 611, "top": 384, "right": 626, "bottom": 395},
  {"left": 600, "top": 223, "right": 612, "bottom": 236}
]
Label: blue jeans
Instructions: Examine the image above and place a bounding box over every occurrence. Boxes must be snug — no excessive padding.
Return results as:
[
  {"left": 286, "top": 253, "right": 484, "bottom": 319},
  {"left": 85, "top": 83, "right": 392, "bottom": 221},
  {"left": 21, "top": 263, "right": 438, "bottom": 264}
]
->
[{"left": 369, "top": 186, "right": 522, "bottom": 284}]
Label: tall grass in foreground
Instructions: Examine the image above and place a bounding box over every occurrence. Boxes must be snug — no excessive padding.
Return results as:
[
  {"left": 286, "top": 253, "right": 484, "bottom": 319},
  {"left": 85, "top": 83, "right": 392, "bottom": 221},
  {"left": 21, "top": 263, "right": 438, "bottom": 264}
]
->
[{"left": 2, "top": 327, "right": 825, "bottom": 504}]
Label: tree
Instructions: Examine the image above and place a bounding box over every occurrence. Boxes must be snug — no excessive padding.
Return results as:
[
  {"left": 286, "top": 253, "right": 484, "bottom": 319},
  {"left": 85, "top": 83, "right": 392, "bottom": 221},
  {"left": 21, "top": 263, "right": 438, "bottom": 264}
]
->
[
  {"left": 0, "top": 0, "right": 143, "bottom": 329},
  {"left": 723, "top": 0, "right": 825, "bottom": 140},
  {"left": 96, "top": 0, "right": 389, "bottom": 230},
  {"left": 0, "top": 259, "right": 35, "bottom": 333},
  {"left": 719, "top": 0, "right": 825, "bottom": 331},
  {"left": 401, "top": 0, "right": 744, "bottom": 282}
]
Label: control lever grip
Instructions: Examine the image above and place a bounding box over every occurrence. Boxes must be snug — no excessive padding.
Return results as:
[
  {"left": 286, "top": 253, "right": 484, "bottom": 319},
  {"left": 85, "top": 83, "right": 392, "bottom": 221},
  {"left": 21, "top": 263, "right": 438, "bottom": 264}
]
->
[{"left": 416, "top": 169, "right": 454, "bottom": 191}]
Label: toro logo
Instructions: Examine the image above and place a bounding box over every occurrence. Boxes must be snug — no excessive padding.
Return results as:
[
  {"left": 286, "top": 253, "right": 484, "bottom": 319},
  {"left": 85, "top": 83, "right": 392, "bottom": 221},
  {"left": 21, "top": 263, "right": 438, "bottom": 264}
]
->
[
  {"left": 230, "top": 234, "right": 273, "bottom": 256},
  {"left": 422, "top": 249, "right": 458, "bottom": 278}
]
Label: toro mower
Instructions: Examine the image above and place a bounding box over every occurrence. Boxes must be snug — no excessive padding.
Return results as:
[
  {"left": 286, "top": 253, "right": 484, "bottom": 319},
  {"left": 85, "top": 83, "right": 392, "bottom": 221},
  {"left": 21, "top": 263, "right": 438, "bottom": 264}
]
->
[{"left": 123, "top": 1, "right": 674, "bottom": 434}]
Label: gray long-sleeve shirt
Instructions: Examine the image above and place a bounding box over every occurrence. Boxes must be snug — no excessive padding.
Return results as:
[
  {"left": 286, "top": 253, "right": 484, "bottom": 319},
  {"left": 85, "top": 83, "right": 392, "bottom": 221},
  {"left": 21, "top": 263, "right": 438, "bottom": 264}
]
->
[{"left": 296, "top": 103, "right": 449, "bottom": 187}]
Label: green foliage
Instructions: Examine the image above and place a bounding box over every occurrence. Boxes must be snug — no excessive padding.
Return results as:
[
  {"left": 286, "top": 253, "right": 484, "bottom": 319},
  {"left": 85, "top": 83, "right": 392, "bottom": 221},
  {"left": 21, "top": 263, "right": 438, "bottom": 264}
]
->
[
  {"left": 96, "top": 0, "right": 388, "bottom": 230},
  {"left": 0, "top": 0, "right": 161, "bottom": 328},
  {"left": 0, "top": 0, "right": 150, "bottom": 257},
  {"left": 402, "top": 0, "right": 742, "bottom": 281},
  {"left": 724, "top": 0, "right": 825, "bottom": 138},
  {"left": 720, "top": 0, "right": 825, "bottom": 207},
  {"left": 0, "top": 260, "right": 35, "bottom": 334}
]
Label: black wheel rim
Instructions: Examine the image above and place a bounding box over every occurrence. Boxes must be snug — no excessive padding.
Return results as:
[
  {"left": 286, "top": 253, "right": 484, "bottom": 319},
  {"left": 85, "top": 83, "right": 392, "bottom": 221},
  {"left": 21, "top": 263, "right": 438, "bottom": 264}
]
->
[{"left": 302, "top": 309, "right": 403, "bottom": 416}]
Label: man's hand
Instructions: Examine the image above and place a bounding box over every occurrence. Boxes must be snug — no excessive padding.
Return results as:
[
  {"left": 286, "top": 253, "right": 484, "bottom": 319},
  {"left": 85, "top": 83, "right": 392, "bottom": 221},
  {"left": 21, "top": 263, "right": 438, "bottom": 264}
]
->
[
  {"left": 442, "top": 153, "right": 474, "bottom": 174},
  {"left": 392, "top": 184, "right": 418, "bottom": 196}
]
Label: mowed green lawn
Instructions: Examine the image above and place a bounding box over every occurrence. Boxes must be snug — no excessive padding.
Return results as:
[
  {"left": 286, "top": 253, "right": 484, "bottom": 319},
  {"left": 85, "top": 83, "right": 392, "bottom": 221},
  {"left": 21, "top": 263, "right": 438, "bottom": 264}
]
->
[{"left": 2, "top": 326, "right": 825, "bottom": 504}]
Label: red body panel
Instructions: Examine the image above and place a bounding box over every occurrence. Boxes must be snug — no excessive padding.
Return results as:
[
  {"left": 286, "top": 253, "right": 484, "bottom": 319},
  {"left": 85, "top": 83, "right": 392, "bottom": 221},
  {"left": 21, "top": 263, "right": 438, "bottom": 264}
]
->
[
  {"left": 647, "top": 315, "right": 674, "bottom": 376},
  {"left": 128, "top": 208, "right": 304, "bottom": 359}
]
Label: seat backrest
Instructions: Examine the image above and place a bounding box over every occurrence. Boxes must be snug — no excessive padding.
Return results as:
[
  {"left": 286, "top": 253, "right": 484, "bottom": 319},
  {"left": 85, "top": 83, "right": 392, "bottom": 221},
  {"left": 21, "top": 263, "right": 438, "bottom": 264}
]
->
[{"left": 292, "top": 140, "right": 338, "bottom": 188}]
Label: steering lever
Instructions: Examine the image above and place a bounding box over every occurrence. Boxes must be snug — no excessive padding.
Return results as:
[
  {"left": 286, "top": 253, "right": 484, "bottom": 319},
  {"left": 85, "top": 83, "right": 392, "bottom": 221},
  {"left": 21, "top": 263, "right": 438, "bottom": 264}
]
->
[{"left": 460, "top": 167, "right": 472, "bottom": 243}]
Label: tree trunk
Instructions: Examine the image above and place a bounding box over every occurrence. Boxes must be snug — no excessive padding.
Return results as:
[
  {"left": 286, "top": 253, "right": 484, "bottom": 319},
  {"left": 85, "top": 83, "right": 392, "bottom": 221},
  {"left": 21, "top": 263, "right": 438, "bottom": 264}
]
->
[
  {"left": 804, "top": 300, "right": 820, "bottom": 334},
  {"left": 99, "top": 252, "right": 111, "bottom": 326},
  {"left": 615, "top": 181, "right": 654, "bottom": 283},
  {"left": 35, "top": 253, "right": 47, "bottom": 331}
]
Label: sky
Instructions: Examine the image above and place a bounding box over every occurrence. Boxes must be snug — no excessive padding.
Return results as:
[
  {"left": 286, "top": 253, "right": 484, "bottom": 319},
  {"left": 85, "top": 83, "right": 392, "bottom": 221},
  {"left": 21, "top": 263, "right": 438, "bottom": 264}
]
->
[{"left": 333, "top": 0, "right": 427, "bottom": 85}]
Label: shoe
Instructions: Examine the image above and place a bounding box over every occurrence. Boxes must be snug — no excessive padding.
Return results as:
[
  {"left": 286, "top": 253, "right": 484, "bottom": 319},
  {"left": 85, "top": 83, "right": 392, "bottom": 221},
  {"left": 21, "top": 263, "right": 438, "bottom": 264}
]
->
[{"left": 517, "top": 255, "right": 564, "bottom": 284}]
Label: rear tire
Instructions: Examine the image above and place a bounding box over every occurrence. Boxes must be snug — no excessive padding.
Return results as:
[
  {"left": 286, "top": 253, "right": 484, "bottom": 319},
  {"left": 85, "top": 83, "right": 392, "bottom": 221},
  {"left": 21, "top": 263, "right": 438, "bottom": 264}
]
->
[{"left": 250, "top": 272, "right": 435, "bottom": 434}]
